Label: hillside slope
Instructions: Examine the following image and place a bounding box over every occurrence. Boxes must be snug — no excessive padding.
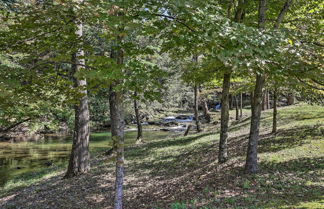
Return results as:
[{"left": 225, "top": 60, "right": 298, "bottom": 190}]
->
[{"left": 1, "top": 104, "right": 323, "bottom": 209}]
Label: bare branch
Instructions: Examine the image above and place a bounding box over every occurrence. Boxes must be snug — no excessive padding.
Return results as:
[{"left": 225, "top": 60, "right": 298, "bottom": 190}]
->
[
  {"left": 296, "top": 76, "right": 324, "bottom": 91},
  {"left": 274, "top": 0, "right": 293, "bottom": 29}
]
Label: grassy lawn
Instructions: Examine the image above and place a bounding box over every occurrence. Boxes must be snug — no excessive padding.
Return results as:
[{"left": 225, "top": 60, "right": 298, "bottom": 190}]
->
[{"left": 1, "top": 104, "right": 323, "bottom": 209}]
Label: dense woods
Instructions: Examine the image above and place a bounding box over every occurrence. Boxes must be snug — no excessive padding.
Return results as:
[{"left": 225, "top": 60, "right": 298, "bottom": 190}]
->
[{"left": 0, "top": 0, "right": 323, "bottom": 208}]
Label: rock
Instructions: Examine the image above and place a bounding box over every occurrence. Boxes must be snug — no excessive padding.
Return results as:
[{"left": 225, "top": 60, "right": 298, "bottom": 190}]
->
[
  {"left": 148, "top": 121, "right": 160, "bottom": 125},
  {"left": 163, "top": 121, "right": 179, "bottom": 127}
]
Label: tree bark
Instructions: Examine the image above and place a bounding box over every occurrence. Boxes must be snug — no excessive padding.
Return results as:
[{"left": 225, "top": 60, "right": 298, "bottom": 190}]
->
[
  {"left": 65, "top": 1, "right": 90, "bottom": 178},
  {"left": 272, "top": 87, "right": 278, "bottom": 133},
  {"left": 194, "top": 85, "right": 202, "bottom": 132},
  {"left": 109, "top": 87, "right": 125, "bottom": 209},
  {"left": 245, "top": 74, "right": 265, "bottom": 173},
  {"left": 134, "top": 91, "right": 142, "bottom": 141},
  {"left": 218, "top": 72, "right": 231, "bottom": 163}
]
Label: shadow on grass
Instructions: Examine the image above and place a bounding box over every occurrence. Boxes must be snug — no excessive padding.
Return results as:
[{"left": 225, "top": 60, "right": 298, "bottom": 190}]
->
[
  {"left": 258, "top": 125, "right": 323, "bottom": 154},
  {"left": 247, "top": 156, "right": 324, "bottom": 208}
]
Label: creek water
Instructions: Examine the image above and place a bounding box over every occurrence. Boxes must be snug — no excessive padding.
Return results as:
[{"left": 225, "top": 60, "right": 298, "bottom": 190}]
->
[{"left": 0, "top": 130, "right": 172, "bottom": 187}]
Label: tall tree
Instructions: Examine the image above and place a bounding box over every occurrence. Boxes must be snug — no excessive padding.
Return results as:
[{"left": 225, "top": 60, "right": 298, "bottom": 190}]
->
[
  {"left": 65, "top": 0, "right": 90, "bottom": 178},
  {"left": 271, "top": 0, "right": 294, "bottom": 134},
  {"left": 245, "top": 0, "right": 294, "bottom": 173},
  {"left": 244, "top": 0, "right": 267, "bottom": 173},
  {"left": 218, "top": 0, "right": 248, "bottom": 163}
]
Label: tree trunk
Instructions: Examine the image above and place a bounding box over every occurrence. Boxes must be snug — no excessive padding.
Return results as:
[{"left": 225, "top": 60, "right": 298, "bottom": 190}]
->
[
  {"left": 272, "top": 87, "right": 278, "bottom": 133},
  {"left": 258, "top": 0, "right": 267, "bottom": 29},
  {"left": 194, "top": 85, "right": 202, "bottom": 132},
  {"left": 244, "top": 0, "right": 267, "bottom": 174},
  {"left": 287, "top": 93, "right": 295, "bottom": 105},
  {"left": 134, "top": 91, "right": 142, "bottom": 141},
  {"left": 184, "top": 125, "right": 192, "bottom": 136},
  {"left": 240, "top": 93, "right": 243, "bottom": 118},
  {"left": 250, "top": 91, "right": 254, "bottom": 112},
  {"left": 201, "top": 98, "right": 211, "bottom": 123},
  {"left": 262, "top": 89, "right": 269, "bottom": 110},
  {"left": 235, "top": 95, "right": 239, "bottom": 120},
  {"left": 245, "top": 74, "right": 265, "bottom": 173},
  {"left": 65, "top": 1, "right": 90, "bottom": 178},
  {"left": 109, "top": 87, "right": 125, "bottom": 209},
  {"left": 218, "top": 72, "right": 231, "bottom": 163},
  {"left": 234, "top": 0, "right": 249, "bottom": 22},
  {"left": 229, "top": 95, "right": 234, "bottom": 110},
  {"left": 266, "top": 90, "right": 270, "bottom": 109}
]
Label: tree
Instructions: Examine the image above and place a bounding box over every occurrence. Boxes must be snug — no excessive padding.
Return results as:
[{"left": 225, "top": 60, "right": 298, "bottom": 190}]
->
[
  {"left": 218, "top": 0, "right": 248, "bottom": 164},
  {"left": 245, "top": 0, "right": 294, "bottom": 173},
  {"left": 65, "top": 0, "right": 90, "bottom": 178}
]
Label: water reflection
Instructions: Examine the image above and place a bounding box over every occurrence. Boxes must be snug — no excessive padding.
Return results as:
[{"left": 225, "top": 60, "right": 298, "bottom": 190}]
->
[{"left": 0, "top": 130, "right": 172, "bottom": 187}]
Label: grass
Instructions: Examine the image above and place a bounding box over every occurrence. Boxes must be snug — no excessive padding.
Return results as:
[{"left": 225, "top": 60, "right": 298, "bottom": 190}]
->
[{"left": 0, "top": 103, "right": 323, "bottom": 209}]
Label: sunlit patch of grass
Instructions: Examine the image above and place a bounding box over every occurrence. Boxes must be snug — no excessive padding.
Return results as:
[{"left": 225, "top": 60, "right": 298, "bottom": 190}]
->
[{"left": 292, "top": 199, "right": 324, "bottom": 209}]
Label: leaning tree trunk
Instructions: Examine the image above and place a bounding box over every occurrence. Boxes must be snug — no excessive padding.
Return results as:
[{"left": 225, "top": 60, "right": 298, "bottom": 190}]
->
[
  {"left": 201, "top": 98, "right": 211, "bottom": 123},
  {"left": 218, "top": 72, "right": 231, "bottom": 163},
  {"left": 194, "top": 85, "right": 202, "bottom": 132},
  {"left": 272, "top": 87, "right": 278, "bottom": 133},
  {"left": 65, "top": 1, "right": 90, "bottom": 178},
  {"left": 245, "top": 74, "right": 265, "bottom": 173},
  {"left": 109, "top": 87, "right": 125, "bottom": 209},
  {"left": 134, "top": 91, "right": 142, "bottom": 141}
]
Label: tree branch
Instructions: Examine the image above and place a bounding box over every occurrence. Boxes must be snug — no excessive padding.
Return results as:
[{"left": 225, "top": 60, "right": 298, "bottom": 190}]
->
[
  {"left": 274, "top": 0, "right": 293, "bottom": 29},
  {"left": 151, "top": 13, "right": 196, "bottom": 32},
  {"left": 0, "top": 118, "right": 32, "bottom": 133},
  {"left": 296, "top": 77, "right": 324, "bottom": 91}
]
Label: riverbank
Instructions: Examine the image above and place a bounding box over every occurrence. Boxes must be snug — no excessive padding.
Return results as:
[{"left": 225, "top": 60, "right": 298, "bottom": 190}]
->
[{"left": 1, "top": 104, "right": 323, "bottom": 208}]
